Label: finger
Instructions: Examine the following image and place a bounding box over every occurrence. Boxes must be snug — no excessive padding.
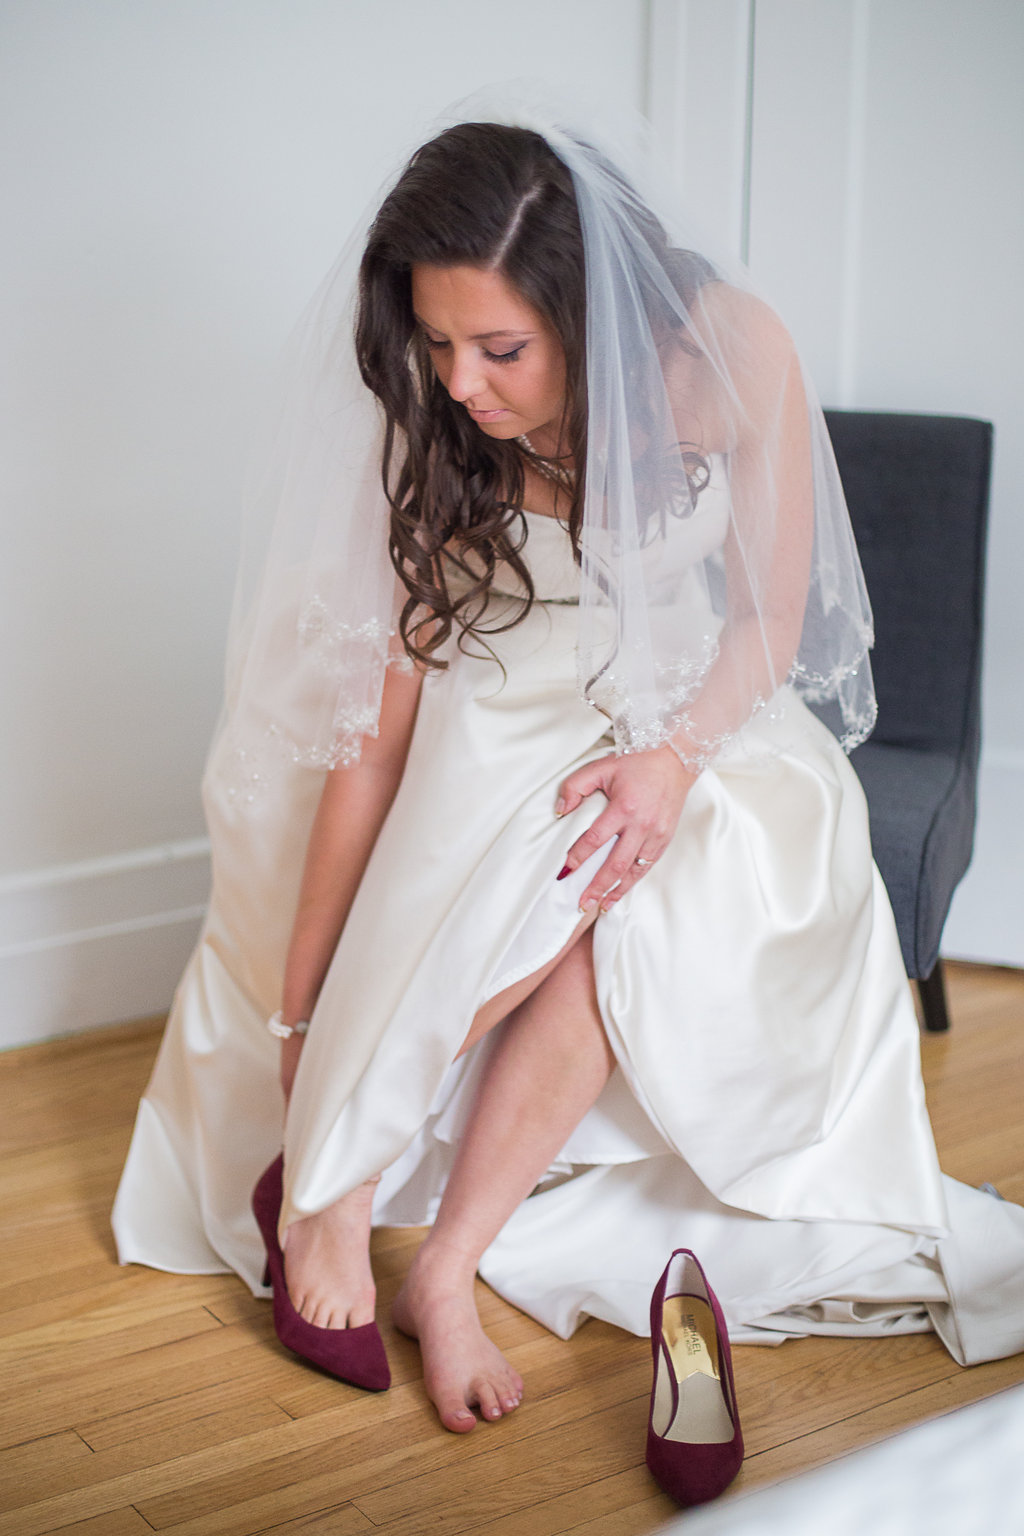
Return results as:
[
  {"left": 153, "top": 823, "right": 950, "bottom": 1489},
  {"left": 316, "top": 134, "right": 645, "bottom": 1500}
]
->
[
  {"left": 555, "top": 755, "right": 615, "bottom": 817},
  {"left": 599, "top": 849, "right": 662, "bottom": 910},
  {"left": 578, "top": 830, "right": 646, "bottom": 911},
  {"left": 560, "top": 805, "right": 627, "bottom": 881},
  {"left": 586, "top": 842, "right": 664, "bottom": 913}
]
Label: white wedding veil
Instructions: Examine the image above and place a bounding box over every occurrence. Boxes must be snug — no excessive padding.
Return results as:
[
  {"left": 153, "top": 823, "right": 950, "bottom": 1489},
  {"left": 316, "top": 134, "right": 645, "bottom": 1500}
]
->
[{"left": 217, "top": 85, "right": 875, "bottom": 812}]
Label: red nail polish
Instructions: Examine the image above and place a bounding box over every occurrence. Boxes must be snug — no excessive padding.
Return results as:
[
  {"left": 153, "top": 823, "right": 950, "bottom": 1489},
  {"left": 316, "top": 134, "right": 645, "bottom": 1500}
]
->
[{"left": 556, "top": 865, "right": 572, "bottom": 881}]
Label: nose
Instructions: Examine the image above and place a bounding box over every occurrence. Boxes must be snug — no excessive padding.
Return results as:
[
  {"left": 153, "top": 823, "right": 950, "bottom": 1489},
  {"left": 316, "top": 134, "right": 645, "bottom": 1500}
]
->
[{"left": 445, "top": 349, "right": 487, "bottom": 404}]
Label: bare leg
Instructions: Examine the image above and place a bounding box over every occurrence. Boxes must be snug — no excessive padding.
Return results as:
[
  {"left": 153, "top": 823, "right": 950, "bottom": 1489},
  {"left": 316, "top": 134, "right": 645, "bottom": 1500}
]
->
[
  {"left": 272, "top": 1033, "right": 376, "bottom": 1328},
  {"left": 279, "top": 911, "right": 605, "bottom": 1338},
  {"left": 393, "top": 925, "right": 615, "bottom": 1431}
]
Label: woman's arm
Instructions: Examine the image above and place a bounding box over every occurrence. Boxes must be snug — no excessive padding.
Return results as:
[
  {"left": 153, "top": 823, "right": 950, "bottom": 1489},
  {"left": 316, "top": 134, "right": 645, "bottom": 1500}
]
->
[
  {"left": 666, "top": 287, "right": 813, "bottom": 763},
  {"left": 279, "top": 660, "right": 423, "bottom": 1097},
  {"left": 556, "top": 290, "right": 814, "bottom": 913}
]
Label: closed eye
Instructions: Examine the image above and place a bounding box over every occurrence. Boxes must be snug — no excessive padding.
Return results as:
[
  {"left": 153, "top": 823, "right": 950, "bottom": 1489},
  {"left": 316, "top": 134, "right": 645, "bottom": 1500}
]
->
[{"left": 420, "top": 333, "right": 525, "bottom": 365}]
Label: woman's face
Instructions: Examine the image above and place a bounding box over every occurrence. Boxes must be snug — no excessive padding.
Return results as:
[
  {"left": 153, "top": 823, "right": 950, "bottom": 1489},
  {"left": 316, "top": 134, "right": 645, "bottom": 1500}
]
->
[{"left": 410, "top": 264, "right": 568, "bottom": 454}]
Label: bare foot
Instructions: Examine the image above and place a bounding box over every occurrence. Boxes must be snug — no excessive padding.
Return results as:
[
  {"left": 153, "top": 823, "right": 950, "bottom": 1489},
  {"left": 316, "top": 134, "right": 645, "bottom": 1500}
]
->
[
  {"left": 393, "top": 1243, "right": 524, "bottom": 1433},
  {"left": 283, "top": 1178, "right": 378, "bottom": 1329}
]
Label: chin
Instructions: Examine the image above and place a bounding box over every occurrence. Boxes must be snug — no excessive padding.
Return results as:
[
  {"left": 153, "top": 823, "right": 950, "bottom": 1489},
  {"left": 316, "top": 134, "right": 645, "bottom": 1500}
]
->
[{"left": 473, "top": 419, "right": 521, "bottom": 439}]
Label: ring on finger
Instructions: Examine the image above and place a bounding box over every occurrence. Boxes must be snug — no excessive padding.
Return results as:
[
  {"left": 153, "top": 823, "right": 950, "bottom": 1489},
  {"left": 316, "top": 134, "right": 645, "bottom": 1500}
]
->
[{"left": 634, "top": 856, "right": 653, "bottom": 868}]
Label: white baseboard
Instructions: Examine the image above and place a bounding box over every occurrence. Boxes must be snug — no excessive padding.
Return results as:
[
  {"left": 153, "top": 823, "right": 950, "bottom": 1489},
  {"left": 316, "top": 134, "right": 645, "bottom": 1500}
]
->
[
  {"left": 943, "top": 752, "right": 1024, "bottom": 969},
  {"left": 0, "top": 839, "right": 210, "bottom": 1049}
]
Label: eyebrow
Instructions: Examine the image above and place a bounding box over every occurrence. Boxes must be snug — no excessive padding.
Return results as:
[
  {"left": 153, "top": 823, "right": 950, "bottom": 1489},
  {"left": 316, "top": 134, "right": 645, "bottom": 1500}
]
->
[{"left": 413, "top": 315, "right": 536, "bottom": 341}]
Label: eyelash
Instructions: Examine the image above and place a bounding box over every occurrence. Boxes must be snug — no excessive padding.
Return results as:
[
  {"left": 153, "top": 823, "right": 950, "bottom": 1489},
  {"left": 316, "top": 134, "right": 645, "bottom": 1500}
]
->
[{"left": 422, "top": 336, "right": 524, "bottom": 365}]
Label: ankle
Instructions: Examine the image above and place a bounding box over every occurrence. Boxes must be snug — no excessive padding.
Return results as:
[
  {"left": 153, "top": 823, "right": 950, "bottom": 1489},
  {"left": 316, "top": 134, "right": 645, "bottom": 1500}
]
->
[{"left": 411, "top": 1233, "right": 482, "bottom": 1291}]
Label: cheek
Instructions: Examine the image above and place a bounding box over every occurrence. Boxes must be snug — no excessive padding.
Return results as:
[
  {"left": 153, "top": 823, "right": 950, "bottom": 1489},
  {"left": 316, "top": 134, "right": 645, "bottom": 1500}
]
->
[
  {"left": 538, "top": 361, "right": 567, "bottom": 414},
  {"left": 429, "top": 354, "right": 451, "bottom": 390},
  {"left": 536, "top": 345, "right": 567, "bottom": 406}
]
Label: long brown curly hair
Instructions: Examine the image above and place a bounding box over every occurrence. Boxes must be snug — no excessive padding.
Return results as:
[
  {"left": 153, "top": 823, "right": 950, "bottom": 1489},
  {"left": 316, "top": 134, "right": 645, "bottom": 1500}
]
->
[{"left": 355, "top": 123, "right": 710, "bottom": 670}]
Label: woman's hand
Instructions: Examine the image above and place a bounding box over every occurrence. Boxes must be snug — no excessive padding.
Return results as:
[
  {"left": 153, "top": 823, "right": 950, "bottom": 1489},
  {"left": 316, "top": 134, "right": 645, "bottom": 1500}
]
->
[{"left": 555, "top": 746, "right": 697, "bottom": 912}]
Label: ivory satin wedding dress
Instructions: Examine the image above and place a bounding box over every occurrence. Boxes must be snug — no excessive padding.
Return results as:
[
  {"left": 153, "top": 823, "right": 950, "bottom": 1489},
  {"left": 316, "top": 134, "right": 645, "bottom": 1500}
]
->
[{"left": 113, "top": 480, "right": 1024, "bottom": 1368}]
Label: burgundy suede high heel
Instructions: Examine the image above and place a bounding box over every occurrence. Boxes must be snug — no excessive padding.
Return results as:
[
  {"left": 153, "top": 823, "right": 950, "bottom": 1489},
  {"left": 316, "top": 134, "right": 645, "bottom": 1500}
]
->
[
  {"left": 252, "top": 1154, "right": 390, "bottom": 1392},
  {"left": 645, "top": 1249, "right": 743, "bottom": 1506}
]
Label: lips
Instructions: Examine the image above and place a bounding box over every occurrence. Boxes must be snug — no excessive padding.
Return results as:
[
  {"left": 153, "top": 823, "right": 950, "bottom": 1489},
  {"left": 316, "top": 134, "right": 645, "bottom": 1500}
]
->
[{"left": 466, "top": 407, "right": 507, "bottom": 422}]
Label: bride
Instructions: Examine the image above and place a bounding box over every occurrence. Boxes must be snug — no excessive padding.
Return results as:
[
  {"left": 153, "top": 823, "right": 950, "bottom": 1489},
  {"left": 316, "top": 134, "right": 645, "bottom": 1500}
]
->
[{"left": 113, "top": 96, "right": 1024, "bottom": 1437}]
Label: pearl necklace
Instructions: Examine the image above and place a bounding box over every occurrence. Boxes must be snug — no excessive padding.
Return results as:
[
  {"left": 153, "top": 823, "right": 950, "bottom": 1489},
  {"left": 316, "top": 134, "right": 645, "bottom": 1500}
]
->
[{"left": 517, "top": 434, "right": 575, "bottom": 486}]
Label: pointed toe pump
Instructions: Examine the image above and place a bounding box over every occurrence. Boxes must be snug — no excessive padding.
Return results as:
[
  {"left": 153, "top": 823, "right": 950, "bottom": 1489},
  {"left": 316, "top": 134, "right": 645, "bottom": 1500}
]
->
[
  {"left": 252, "top": 1154, "right": 390, "bottom": 1392},
  {"left": 645, "top": 1248, "right": 743, "bottom": 1506}
]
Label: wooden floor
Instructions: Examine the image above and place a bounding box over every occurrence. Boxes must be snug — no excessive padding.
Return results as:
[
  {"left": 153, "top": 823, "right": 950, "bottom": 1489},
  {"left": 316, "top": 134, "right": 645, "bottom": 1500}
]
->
[{"left": 1, "top": 962, "right": 1022, "bottom": 1536}]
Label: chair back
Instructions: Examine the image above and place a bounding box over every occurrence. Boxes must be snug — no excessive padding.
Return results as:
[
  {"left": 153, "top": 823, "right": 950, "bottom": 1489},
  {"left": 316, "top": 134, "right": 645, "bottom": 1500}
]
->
[{"left": 823, "top": 410, "right": 991, "bottom": 759}]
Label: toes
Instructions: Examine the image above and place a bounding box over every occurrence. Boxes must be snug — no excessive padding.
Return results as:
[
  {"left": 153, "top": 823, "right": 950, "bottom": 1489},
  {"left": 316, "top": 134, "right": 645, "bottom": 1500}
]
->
[
  {"left": 475, "top": 1382, "right": 504, "bottom": 1422},
  {"left": 437, "top": 1392, "right": 478, "bottom": 1433},
  {"left": 473, "top": 1374, "right": 523, "bottom": 1421},
  {"left": 347, "top": 1295, "right": 376, "bottom": 1329},
  {"left": 300, "top": 1299, "right": 366, "bottom": 1330},
  {"left": 291, "top": 1289, "right": 311, "bottom": 1321},
  {"left": 503, "top": 1368, "right": 524, "bottom": 1410},
  {"left": 289, "top": 1276, "right": 377, "bottom": 1331}
]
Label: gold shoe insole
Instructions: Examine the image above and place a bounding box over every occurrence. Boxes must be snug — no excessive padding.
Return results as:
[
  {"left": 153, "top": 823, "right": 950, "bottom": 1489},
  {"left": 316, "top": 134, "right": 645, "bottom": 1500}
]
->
[{"left": 651, "top": 1295, "right": 735, "bottom": 1443}]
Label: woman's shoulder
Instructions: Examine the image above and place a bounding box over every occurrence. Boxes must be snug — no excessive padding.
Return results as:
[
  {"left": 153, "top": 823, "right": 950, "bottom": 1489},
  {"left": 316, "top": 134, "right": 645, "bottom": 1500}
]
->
[
  {"left": 691, "top": 280, "right": 796, "bottom": 365},
  {"left": 663, "top": 280, "right": 799, "bottom": 452}
]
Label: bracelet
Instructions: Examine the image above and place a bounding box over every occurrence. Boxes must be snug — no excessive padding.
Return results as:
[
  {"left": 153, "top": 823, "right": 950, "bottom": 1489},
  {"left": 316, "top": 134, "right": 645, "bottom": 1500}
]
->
[{"left": 267, "top": 1010, "right": 310, "bottom": 1040}]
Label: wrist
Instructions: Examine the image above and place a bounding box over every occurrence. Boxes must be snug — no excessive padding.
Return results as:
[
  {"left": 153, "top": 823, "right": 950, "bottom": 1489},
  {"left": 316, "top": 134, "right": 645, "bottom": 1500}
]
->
[
  {"left": 268, "top": 1010, "right": 310, "bottom": 1040},
  {"left": 657, "top": 741, "right": 700, "bottom": 784}
]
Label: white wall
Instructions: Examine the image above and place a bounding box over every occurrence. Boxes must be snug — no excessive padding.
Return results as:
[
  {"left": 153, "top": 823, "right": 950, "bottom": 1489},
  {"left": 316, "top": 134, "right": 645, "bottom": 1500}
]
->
[
  {"left": 651, "top": 0, "right": 1024, "bottom": 968},
  {"left": 838, "top": 0, "right": 1024, "bottom": 966},
  {"left": 0, "top": 0, "right": 648, "bottom": 1045},
  {"left": 2, "top": 0, "right": 1020, "bottom": 1048}
]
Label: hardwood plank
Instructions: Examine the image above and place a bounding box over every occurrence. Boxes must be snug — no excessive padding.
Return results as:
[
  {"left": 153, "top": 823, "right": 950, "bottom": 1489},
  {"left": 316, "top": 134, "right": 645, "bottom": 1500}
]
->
[
  {"left": 0, "top": 1304, "right": 225, "bottom": 1383},
  {"left": 559, "top": 1497, "right": 673, "bottom": 1536},
  {"left": 46, "top": 1510, "right": 155, "bottom": 1536},
  {"left": 0, "top": 1430, "right": 92, "bottom": 1504},
  {"left": 0, "top": 1266, "right": 235, "bottom": 1345},
  {"left": 102, "top": 1396, "right": 293, "bottom": 1471},
  {"left": 463, "top": 1467, "right": 666, "bottom": 1536},
  {"left": 0, "top": 1257, "right": 141, "bottom": 1323},
  {"left": 3, "top": 1400, "right": 294, "bottom": 1512},
  {"left": 0, "top": 1272, "right": 236, "bottom": 1350},
  {"left": 253, "top": 1505, "right": 376, "bottom": 1535},
  {"left": 78, "top": 1381, "right": 291, "bottom": 1453},
  {"left": 0, "top": 1319, "right": 280, "bottom": 1451},
  {"left": 0, "top": 1020, "right": 164, "bottom": 1156},
  {"left": 201, "top": 1291, "right": 272, "bottom": 1329}
]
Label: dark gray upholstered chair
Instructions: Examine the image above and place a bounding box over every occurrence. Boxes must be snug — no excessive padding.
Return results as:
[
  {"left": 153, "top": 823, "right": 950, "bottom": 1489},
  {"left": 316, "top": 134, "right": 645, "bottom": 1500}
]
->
[{"left": 823, "top": 410, "right": 992, "bottom": 1033}]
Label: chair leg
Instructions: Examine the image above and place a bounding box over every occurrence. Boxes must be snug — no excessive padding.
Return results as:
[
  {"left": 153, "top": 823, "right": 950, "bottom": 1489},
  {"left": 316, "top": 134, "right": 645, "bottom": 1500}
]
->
[{"left": 917, "top": 961, "right": 951, "bottom": 1033}]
